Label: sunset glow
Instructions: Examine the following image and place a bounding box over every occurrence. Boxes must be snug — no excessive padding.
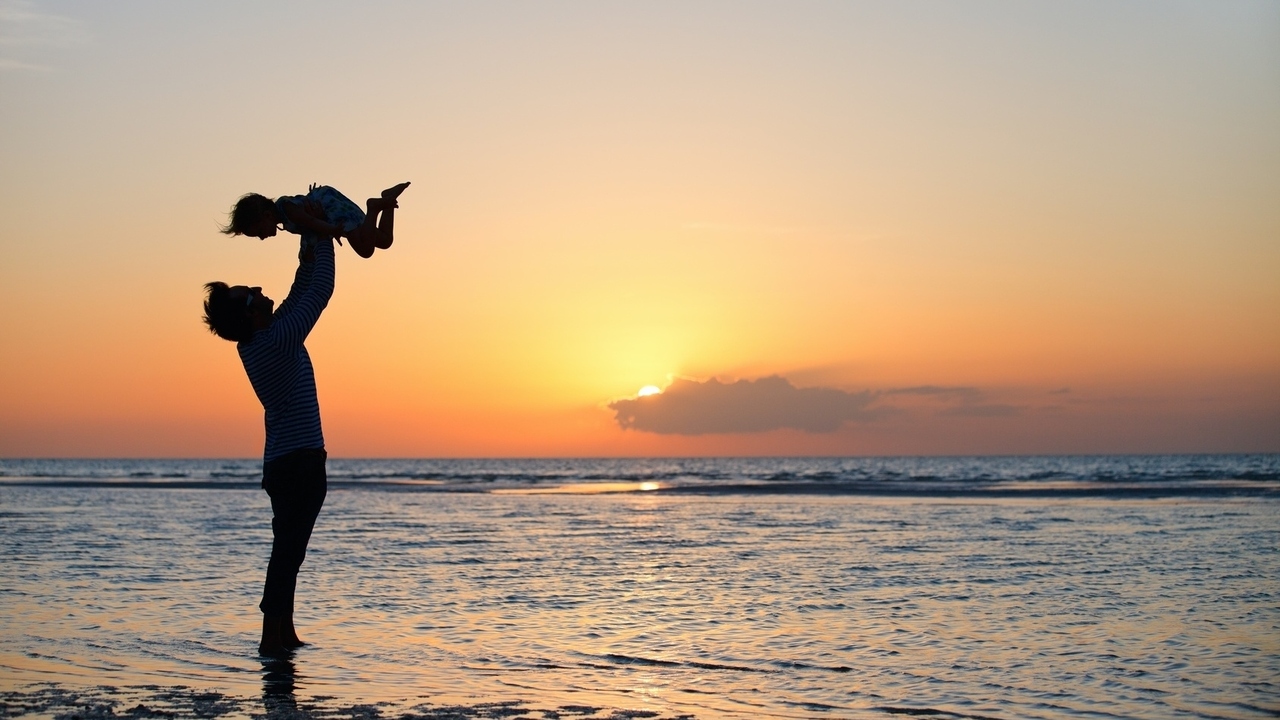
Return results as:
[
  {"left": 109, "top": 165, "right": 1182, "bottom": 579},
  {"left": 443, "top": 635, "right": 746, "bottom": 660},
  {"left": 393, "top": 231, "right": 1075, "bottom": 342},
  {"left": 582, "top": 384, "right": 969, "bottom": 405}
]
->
[{"left": 0, "top": 2, "right": 1276, "bottom": 457}]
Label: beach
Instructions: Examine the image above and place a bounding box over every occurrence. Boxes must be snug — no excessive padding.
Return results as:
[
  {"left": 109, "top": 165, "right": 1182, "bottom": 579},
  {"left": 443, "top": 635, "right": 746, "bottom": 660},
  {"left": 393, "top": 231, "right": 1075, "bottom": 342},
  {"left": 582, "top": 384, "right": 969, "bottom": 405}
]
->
[
  {"left": 2, "top": 457, "right": 1278, "bottom": 719},
  {"left": 1, "top": 683, "right": 696, "bottom": 720}
]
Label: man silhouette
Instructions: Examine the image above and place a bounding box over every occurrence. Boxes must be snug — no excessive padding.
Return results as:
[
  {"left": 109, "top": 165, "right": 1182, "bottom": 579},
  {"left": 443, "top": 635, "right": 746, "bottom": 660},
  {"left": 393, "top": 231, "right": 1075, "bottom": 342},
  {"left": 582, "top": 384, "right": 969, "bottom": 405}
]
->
[{"left": 203, "top": 225, "right": 337, "bottom": 656}]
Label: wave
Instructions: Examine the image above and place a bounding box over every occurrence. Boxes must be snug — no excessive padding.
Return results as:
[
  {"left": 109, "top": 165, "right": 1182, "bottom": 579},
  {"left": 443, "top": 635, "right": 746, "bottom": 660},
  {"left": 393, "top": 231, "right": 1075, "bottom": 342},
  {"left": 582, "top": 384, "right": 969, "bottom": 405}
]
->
[{"left": 2, "top": 455, "right": 1277, "bottom": 498}]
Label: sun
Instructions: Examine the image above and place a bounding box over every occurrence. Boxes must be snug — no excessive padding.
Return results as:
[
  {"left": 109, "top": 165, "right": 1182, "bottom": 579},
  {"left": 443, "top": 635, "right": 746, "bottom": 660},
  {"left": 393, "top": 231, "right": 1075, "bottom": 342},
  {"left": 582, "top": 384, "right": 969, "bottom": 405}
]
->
[{"left": 638, "top": 385, "right": 662, "bottom": 397}]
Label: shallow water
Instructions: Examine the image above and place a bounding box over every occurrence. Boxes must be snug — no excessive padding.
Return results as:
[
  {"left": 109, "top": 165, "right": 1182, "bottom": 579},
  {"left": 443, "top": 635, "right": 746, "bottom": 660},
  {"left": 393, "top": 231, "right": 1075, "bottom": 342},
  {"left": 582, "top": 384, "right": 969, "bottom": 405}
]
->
[{"left": 2, "top": 457, "right": 1279, "bottom": 719}]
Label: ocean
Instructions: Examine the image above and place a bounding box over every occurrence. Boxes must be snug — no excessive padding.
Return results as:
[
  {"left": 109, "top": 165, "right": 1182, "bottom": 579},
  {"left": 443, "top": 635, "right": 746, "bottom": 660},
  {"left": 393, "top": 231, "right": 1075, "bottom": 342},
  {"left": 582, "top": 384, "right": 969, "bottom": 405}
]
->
[{"left": 1, "top": 455, "right": 1277, "bottom": 719}]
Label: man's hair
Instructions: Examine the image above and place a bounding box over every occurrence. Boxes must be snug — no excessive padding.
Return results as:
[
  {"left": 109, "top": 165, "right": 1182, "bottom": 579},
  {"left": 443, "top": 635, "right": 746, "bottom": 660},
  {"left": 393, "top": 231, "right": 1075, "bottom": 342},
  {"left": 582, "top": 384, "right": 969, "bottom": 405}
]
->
[
  {"left": 203, "top": 282, "right": 254, "bottom": 342},
  {"left": 221, "top": 193, "right": 276, "bottom": 236}
]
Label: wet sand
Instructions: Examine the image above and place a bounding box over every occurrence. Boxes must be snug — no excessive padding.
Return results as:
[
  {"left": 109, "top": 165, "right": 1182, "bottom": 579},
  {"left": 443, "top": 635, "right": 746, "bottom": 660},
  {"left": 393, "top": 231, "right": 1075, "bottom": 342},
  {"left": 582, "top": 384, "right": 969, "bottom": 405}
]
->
[{"left": 1, "top": 682, "right": 700, "bottom": 720}]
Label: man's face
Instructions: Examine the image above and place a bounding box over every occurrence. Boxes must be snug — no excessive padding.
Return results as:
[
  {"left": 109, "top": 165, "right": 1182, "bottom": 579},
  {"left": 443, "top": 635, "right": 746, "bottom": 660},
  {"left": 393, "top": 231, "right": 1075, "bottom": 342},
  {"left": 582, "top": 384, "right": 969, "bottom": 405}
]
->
[
  {"left": 229, "top": 285, "right": 274, "bottom": 320},
  {"left": 246, "top": 213, "right": 279, "bottom": 240}
]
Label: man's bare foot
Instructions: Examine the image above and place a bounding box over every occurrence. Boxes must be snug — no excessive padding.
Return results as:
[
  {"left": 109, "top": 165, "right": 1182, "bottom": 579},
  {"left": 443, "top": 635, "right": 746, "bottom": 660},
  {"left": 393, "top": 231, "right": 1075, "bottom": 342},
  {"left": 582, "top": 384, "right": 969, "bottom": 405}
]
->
[
  {"left": 381, "top": 182, "right": 410, "bottom": 202},
  {"left": 258, "top": 640, "right": 291, "bottom": 657},
  {"left": 282, "top": 615, "right": 306, "bottom": 649},
  {"left": 259, "top": 615, "right": 291, "bottom": 657}
]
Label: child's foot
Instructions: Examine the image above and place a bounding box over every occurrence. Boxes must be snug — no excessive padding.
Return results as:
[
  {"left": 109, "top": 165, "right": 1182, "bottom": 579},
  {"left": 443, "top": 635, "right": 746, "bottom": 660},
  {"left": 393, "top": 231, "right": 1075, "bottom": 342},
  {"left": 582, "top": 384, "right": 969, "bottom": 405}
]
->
[{"left": 381, "top": 182, "right": 410, "bottom": 202}]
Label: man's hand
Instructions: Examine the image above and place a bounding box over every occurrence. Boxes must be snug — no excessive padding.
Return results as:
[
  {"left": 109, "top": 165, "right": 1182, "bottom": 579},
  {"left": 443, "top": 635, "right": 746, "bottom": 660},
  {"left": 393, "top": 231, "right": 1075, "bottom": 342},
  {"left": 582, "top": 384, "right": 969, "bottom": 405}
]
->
[
  {"left": 303, "top": 191, "right": 343, "bottom": 245},
  {"left": 300, "top": 195, "right": 342, "bottom": 245}
]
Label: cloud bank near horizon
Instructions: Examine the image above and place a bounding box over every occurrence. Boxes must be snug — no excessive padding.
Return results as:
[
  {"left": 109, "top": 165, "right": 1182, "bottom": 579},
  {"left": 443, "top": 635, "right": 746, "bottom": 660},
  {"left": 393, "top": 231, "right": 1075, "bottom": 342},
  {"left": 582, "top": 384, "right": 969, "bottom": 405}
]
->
[
  {"left": 608, "top": 376, "right": 882, "bottom": 435},
  {"left": 607, "top": 377, "right": 1038, "bottom": 436},
  {"left": 884, "top": 385, "right": 1022, "bottom": 417}
]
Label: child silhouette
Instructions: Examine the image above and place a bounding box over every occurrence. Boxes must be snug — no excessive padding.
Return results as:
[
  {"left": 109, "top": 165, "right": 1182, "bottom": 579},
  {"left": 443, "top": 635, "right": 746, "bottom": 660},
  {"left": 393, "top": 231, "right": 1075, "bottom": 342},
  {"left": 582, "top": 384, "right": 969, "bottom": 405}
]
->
[{"left": 223, "top": 182, "right": 410, "bottom": 258}]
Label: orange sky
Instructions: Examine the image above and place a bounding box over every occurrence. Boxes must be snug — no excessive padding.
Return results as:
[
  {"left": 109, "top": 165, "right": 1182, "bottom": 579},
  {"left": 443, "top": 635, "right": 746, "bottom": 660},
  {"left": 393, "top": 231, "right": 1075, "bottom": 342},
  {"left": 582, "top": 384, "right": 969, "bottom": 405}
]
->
[{"left": 1, "top": 1, "right": 1277, "bottom": 457}]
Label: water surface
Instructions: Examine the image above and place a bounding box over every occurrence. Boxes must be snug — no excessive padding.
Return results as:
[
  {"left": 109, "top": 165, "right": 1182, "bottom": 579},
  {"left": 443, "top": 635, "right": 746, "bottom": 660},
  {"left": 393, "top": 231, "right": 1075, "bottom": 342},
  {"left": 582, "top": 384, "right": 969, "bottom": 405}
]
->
[{"left": 2, "top": 456, "right": 1277, "bottom": 718}]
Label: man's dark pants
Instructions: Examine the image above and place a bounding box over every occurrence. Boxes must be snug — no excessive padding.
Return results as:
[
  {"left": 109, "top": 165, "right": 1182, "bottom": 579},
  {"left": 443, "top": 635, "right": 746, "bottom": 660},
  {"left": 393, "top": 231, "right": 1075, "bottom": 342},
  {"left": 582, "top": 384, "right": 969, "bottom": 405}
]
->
[{"left": 260, "top": 448, "right": 327, "bottom": 616}]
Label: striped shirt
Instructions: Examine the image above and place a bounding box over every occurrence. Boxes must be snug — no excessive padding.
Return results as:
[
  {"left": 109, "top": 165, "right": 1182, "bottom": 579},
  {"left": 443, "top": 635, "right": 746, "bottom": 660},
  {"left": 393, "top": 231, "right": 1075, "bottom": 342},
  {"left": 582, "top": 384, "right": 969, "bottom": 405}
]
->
[{"left": 237, "top": 237, "right": 335, "bottom": 462}]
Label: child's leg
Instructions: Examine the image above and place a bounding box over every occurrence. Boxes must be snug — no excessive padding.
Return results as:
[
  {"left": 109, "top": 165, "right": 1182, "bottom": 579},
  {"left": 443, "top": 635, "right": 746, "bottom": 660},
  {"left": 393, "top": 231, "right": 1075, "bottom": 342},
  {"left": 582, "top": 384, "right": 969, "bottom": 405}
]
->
[
  {"left": 346, "top": 210, "right": 379, "bottom": 258},
  {"left": 346, "top": 200, "right": 387, "bottom": 258},
  {"left": 347, "top": 231, "right": 376, "bottom": 258},
  {"left": 373, "top": 202, "right": 395, "bottom": 249},
  {"left": 369, "top": 183, "right": 409, "bottom": 250},
  {"left": 345, "top": 184, "right": 408, "bottom": 257}
]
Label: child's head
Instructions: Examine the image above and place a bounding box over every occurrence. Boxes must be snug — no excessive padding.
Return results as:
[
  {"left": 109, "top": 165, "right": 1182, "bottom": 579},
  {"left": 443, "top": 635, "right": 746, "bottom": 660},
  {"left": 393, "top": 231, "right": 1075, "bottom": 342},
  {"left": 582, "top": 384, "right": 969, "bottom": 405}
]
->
[{"left": 222, "top": 193, "right": 279, "bottom": 239}]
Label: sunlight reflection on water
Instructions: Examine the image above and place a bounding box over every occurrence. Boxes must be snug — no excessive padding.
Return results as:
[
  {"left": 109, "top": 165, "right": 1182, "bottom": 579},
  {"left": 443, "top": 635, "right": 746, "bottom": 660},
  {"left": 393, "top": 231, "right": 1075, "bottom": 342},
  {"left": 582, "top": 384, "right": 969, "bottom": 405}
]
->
[{"left": 494, "top": 481, "right": 666, "bottom": 494}]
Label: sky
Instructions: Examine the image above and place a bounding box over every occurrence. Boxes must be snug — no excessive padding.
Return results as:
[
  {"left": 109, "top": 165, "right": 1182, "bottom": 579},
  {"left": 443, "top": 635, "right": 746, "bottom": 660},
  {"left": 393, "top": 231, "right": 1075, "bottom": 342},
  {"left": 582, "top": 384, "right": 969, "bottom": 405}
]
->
[{"left": 1, "top": 0, "right": 1277, "bottom": 458}]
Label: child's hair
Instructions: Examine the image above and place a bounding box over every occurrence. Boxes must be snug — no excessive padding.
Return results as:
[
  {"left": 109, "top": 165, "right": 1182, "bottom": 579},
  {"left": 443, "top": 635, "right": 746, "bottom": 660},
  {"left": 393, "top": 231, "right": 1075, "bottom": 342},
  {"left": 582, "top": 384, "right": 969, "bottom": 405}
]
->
[
  {"left": 221, "top": 193, "right": 276, "bottom": 236},
  {"left": 202, "top": 281, "right": 254, "bottom": 342}
]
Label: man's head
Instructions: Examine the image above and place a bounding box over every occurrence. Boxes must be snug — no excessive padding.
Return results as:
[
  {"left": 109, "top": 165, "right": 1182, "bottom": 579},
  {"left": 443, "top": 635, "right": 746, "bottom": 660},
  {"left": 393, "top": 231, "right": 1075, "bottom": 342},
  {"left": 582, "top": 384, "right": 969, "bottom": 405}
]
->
[
  {"left": 203, "top": 282, "right": 275, "bottom": 342},
  {"left": 222, "top": 193, "right": 279, "bottom": 239}
]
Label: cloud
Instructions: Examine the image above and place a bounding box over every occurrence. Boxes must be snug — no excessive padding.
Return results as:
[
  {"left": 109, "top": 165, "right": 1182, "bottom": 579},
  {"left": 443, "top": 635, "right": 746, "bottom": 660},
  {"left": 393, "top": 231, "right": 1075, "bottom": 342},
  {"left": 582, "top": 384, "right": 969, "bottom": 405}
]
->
[
  {"left": 0, "top": 0, "right": 79, "bottom": 44},
  {"left": 940, "top": 403, "right": 1020, "bottom": 417},
  {"left": 887, "top": 385, "right": 1024, "bottom": 417},
  {"left": 886, "top": 385, "right": 983, "bottom": 399},
  {"left": 0, "top": 56, "right": 45, "bottom": 70},
  {"left": 609, "top": 376, "right": 880, "bottom": 435},
  {"left": 0, "top": 0, "right": 83, "bottom": 71}
]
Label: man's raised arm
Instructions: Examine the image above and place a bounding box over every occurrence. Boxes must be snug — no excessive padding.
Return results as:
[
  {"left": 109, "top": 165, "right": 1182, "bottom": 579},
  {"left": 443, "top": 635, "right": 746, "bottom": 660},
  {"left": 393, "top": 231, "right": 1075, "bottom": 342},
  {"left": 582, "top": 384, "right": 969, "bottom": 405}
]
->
[{"left": 270, "top": 236, "right": 335, "bottom": 348}]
